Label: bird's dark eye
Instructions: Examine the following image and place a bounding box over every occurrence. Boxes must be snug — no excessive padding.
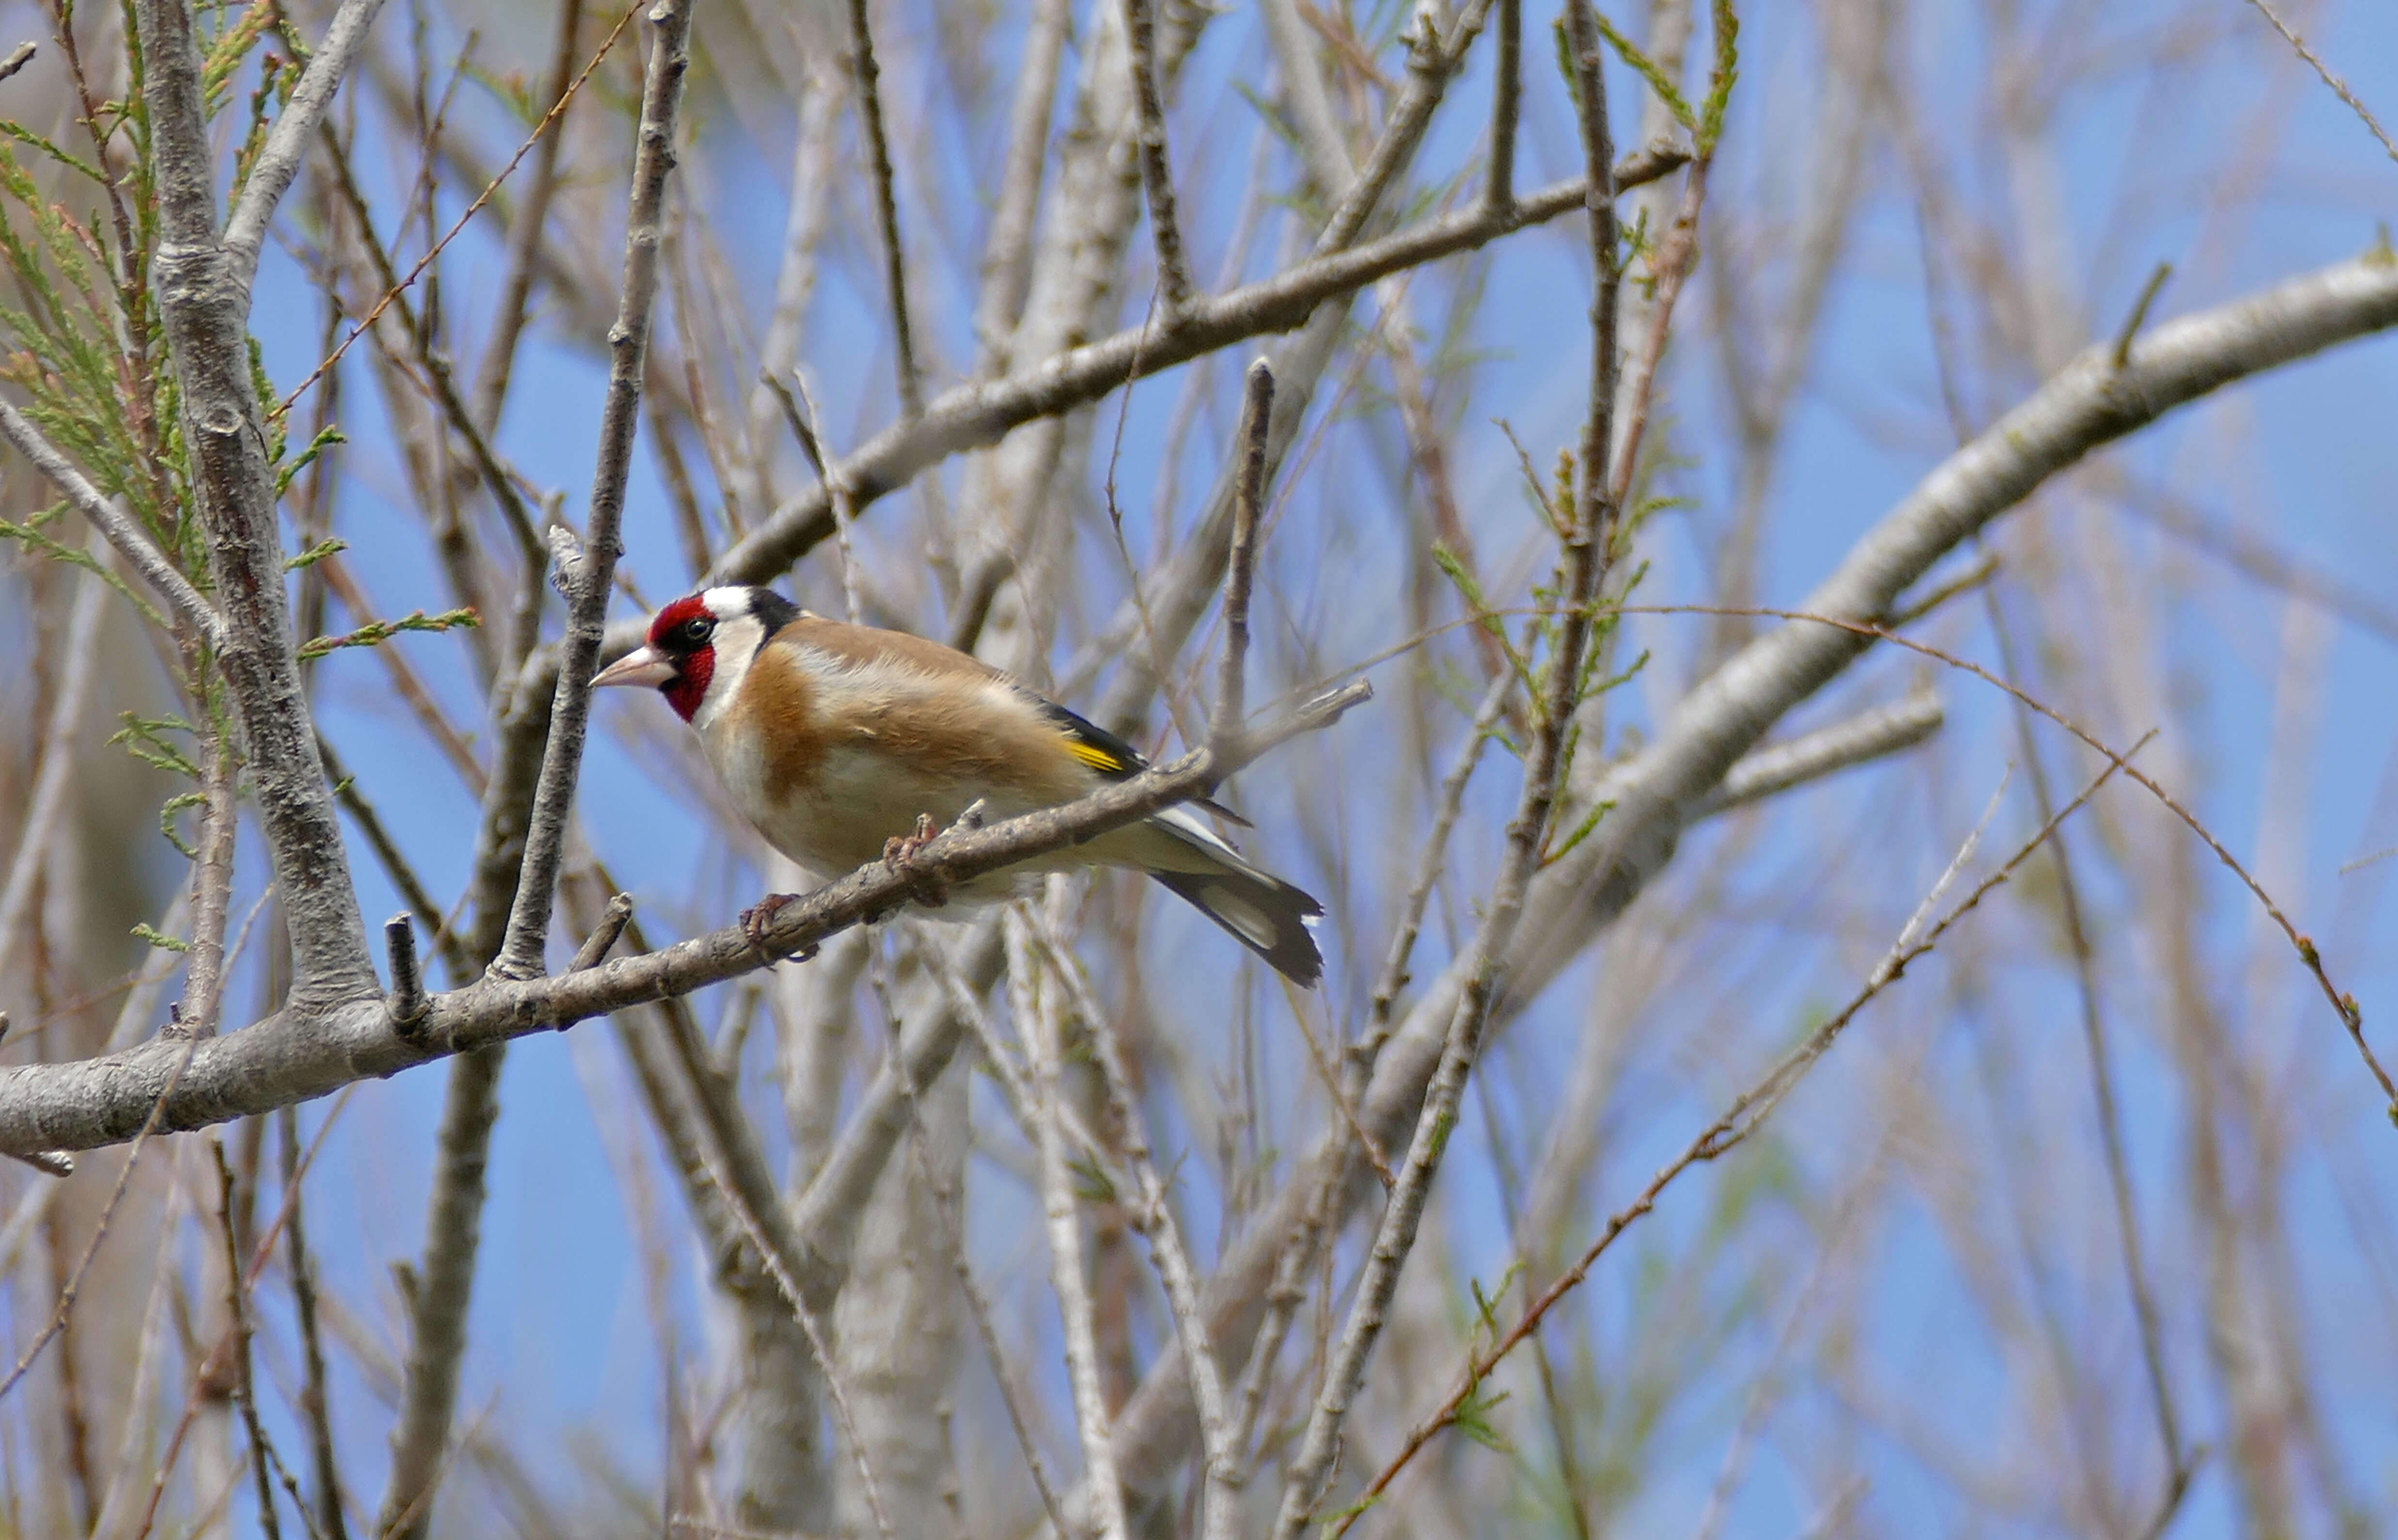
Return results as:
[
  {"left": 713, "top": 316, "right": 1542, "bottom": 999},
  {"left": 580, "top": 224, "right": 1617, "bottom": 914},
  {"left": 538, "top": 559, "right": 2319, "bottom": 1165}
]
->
[{"left": 680, "top": 616, "right": 713, "bottom": 645}]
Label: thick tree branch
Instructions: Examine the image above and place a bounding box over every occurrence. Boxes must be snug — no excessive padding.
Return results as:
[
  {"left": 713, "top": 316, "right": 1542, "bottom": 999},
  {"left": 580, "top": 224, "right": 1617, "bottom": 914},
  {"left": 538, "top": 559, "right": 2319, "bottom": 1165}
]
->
[{"left": 132, "top": 0, "right": 376, "bottom": 1010}]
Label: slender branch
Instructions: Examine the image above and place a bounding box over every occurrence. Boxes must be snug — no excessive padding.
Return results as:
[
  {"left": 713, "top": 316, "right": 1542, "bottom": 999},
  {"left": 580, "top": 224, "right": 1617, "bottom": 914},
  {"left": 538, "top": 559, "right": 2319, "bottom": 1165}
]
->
[
  {"left": 909, "top": 1098, "right": 1073, "bottom": 1540},
  {"left": 221, "top": 0, "right": 393, "bottom": 285},
  {"left": 490, "top": 0, "right": 696, "bottom": 980},
  {"left": 2239, "top": 0, "right": 2398, "bottom": 166},
  {"left": 0, "top": 564, "right": 109, "bottom": 980},
  {"left": 178, "top": 715, "right": 240, "bottom": 1037},
  {"left": 1341, "top": 739, "right": 2150, "bottom": 1524},
  {"left": 470, "top": 0, "right": 588, "bottom": 430},
  {"left": 1124, "top": 0, "right": 1196, "bottom": 316},
  {"left": 845, "top": 0, "right": 922, "bottom": 417},
  {"left": 1312, "top": 0, "right": 1499, "bottom": 256},
  {"left": 209, "top": 1141, "right": 285, "bottom": 1540},
  {"left": 639, "top": 933, "right": 894, "bottom": 1540},
  {"left": 1033, "top": 918, "right": 1242, "bottom": 1540},
  {"left": 1015, "top": 911, "right": 1128, "bottom": 1540},
  {"left": 1208, "top": 358, "right": 1275, "bottom": 748},
  {"left": 709, "top": 148, "right": 1687, "bottom": 586},
  {"left": 1267, "top": 8, "right": 1619, "bottom": 1523},
  {"left": 1975, "top": 577, "right": 2187, "bottom": 1479},
  {"left": 276, "top": 0, "right": 647, "bottom": 414},
  {"left": 0, "top": 1040, "right": 193, "bottom": 1400},
  {"left": 1257, "top": 0, "right": 1352, "bottom": 195},
  {"left": 1483, "top": 0, "right": 1520, "bottom": 211},
  {"left": 972, "top": 0, "right": 1073, "bottom": 366},
  {"left": 1364, "top": 668, "right": 1515, "bottom": 1045},
  {"left": 0, "top": 399, "right": 222, "bottom": 648},
  {"left": 1690, "top": 688, "right": 1944, "bottom": 817},
  {"left": 307, "top": 79, "right": 544, "bottom": 564},
  {"left": 278, "top": 1107, "right": 349, "bottom": 1540},
  {"left": 372, "top": 1044, "right": 505, "bottom": 1540}
]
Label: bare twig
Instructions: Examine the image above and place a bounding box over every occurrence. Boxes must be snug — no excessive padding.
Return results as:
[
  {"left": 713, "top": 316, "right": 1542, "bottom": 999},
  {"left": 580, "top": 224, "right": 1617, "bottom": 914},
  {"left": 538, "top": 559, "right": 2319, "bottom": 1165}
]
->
[
  {"left": 972, "top": 0, "right": 1073, "bottom": 366},
  {"left": 1691, "top": 689, "right": 1945, "bottom": 817},
  {"left": 1649, "top": 605, "right": 2398, "bottom": 1115},
  {"left": 1268, "top": 13, "right": 1623, "bottom": 1527},
  {"left": 710, "top": 147, "right": 1686, "bottom": 585},
  {"left": 279, "top": 1107, "right": 350, "bottom": 1540},
  {"left": 470, "top": 0, "right": 588, "bottom": 429},
  {"left": 211, "top": 1141, "right": 286, "bottom": 1540},
  {"left": 1208, "top": 358, "right": 1275, "bottom": 748},
  {"left": 2239, "top": 0, "right": 2398, "bottom": 166},
  {"left": 1341, "top": 739, "right": 2152, "bottom": 1524},
  {"left": 1311, "top": 0, "right": 1500, "bottom": 257},
  {"left": 1483, "top": 0, "right": 1520, "bottom": 210},
  {"left": 644, "top": 963, "right": 896, "bottom": 1540},
  {"left": 222, "top": 0, "right": 393, "bottom": 284},
  {"left": 1031, "top": 915, "right": 1242, "bottom": 1540},
  {"left": 1887, "top": 549, "right": 2001, "bottom": 626},
  {"left": 277, "top": 0, "right": 646, "bottom": 413},
  {"left": 2112, "top": 260, "right": 2175, "bottom": 368},
  {"left": 0, "top": 400, "right": 222, "bottom": 648},
  {"left": 0, "top": 564, "right": 109, "bottom": 980},
  {"left": 1013, "top": 911, "right": 1129, "bottom": 1540},
  {"left": 2113, "top": 484, "right": 2398, "bottom": 646},
  {"left": 1974, "top": 570, "right": 2187, "bottom": 1486},
  {"left": 1363, "top": 668, "right": 1515, "bottom": 1050},
  {"left": 0, "top": 1039, "right": 194, "bottom": 1401},
  {"left": 844, "top": 0, "right": 922, "bottom": 417},
  {"left": 383, "top": 914, "right": 428, "bottom": 1034},
  {"left": 490, "top": 0, "right": 695, "bottom": 980},
  {"left": 373, "top": 1045, "right": 505, "bottom": 1540},
  {"left": 570, "top": 893, "right": 635, "bottom": 972},
  {"left": 910, "top": 1106, "right": 1073, "bottom": 1540},
  {"left": 1124, "top": 0, "right": 1196, "bottom": 316}
]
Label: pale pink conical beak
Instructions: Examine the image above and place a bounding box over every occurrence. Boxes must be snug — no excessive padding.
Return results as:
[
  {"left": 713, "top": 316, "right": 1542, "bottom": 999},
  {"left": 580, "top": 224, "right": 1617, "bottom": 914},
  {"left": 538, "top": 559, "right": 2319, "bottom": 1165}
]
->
[{"left": 592, "top": 645, "right": 676, "bottom": 689}]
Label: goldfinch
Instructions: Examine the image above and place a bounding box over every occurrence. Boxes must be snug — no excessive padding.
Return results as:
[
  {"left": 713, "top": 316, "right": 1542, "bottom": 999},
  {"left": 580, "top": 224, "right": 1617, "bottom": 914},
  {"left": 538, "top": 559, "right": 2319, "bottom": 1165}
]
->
[{"left": 593, "top": 585, "right": 1325, "bottom": 985}]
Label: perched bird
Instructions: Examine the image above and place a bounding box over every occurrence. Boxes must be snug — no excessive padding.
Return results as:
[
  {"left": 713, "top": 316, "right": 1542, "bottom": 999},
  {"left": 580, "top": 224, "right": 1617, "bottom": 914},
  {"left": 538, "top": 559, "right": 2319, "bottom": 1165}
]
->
[{"left": 593, "top": 585, "right": 1325, "bottom": 985}]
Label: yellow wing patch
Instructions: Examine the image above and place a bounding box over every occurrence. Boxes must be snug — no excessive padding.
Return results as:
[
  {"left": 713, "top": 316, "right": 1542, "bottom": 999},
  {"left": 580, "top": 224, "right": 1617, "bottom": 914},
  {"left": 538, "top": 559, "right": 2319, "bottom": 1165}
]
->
[{"left": 1064, "top": 737, "right": 1132, "bottom": 773}]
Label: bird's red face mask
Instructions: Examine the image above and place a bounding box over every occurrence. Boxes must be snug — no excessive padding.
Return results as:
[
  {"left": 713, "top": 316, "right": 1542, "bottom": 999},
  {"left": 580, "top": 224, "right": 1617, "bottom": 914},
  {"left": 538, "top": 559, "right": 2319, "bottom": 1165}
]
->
[{"left": 593, "top": 594, "right": 717, "bottom": 721}]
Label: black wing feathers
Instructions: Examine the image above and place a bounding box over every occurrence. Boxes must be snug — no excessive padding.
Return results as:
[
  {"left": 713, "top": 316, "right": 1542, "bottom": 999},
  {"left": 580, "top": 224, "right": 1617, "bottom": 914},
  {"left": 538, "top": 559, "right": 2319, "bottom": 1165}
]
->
[
  {"left": 1028, "top": 692, "right": 1255, "bottom": 827},
  {"left": 1027, "top": 692, "right": 1148, "bottom": 779}
]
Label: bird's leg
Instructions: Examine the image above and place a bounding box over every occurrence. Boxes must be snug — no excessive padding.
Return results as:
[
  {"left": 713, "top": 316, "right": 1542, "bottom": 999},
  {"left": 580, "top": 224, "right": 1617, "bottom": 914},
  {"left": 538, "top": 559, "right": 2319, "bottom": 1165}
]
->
[
  {"left": 882, "top": 812, "right": 951, "bottom": 908},
  {"left": 740, "top": 892, "right": 816, "bottom": 963}
]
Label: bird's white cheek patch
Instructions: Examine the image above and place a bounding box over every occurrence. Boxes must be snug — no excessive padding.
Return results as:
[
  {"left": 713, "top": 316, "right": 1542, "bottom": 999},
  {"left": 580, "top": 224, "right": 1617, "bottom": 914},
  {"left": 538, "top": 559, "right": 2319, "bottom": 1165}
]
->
[{"left": 690, "top": 613, "right": 768, "bottom": 733}]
